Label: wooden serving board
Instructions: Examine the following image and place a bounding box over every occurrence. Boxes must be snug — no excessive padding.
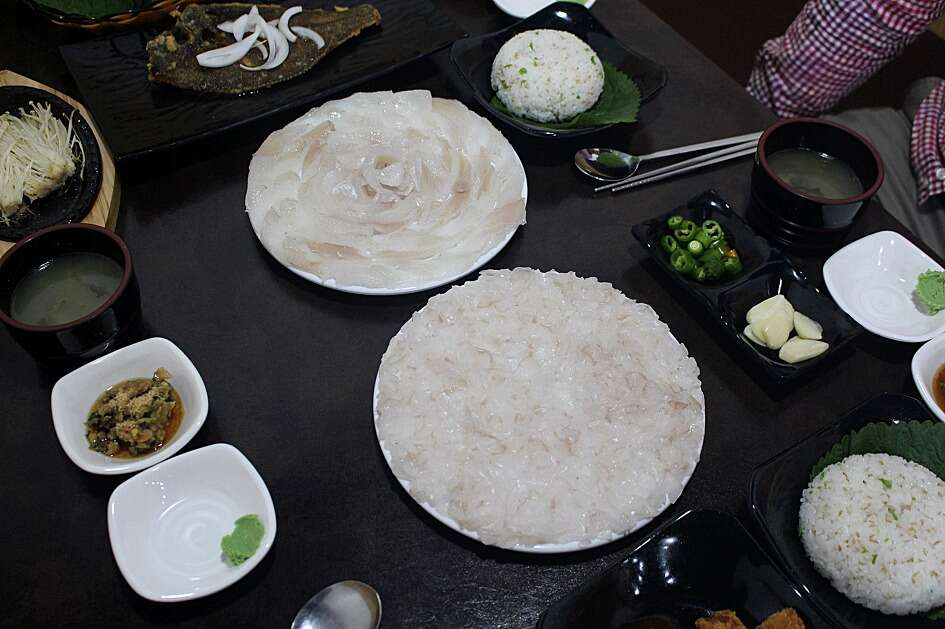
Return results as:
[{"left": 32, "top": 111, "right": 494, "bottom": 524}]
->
[{"left": 0, "top": 70, "right": 120, "bottom": 255}]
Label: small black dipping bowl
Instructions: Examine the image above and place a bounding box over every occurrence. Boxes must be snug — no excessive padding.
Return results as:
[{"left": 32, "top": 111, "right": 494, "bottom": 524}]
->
[
  {"left": 749, "top": 117, "right": 884, "bottom": 249},
  {"left": 0, "top": 224, "right": 140, "bottom": 363}
]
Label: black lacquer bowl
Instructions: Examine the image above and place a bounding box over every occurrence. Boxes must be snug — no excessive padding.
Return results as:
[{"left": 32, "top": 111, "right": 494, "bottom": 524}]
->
[
  {"left": 748, "top": 393, "right": 940, "bottom": 629},
  {"left": 0, "top": 224, "right": 140, "bottom": 363},
  {"left": 537, "top": 509, "right": 833, "bottom": 629},
  {"left": 631, "top": 190, "right": 861, "bottom": 385},
  {"left": 450, "top": 2, "right": 667, "bottom": 138},
  {"left": 0, "top": 87, "right": 102, "bottom": 243}
]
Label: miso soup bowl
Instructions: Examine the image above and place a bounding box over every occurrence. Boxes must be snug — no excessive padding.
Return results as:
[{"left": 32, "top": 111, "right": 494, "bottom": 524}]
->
[
  {"left": 0, "top": 223, "right": 141, "bottom": 363},
  {"left": 749, "top": 118, "right": 884, "bottom": 248}
]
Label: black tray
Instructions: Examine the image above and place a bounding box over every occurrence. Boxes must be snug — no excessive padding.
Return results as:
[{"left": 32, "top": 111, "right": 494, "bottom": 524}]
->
[
  {"left": 449, "top": 2, "right": 666, "bottom": 139},
  {"left": 536, "top": 509, "right": 834, "bottom": 629},
  {"left": 631, "top": 190, "right": 861, "bottom": 384},
  {"left": 59, "top": 0, "right": 465, "bottom": 160},
  {"left": 748, "top": 393, "right": 937, "bottom": 629},
  {"left": 0, "top": 86, "right": 102, "bottom": 242}
]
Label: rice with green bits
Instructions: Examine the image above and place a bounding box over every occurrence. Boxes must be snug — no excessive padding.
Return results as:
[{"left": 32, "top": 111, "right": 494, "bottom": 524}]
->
[
  {"left": 799, "top": 453, "right": 945, "bottom": 615},
  {"left": 491, "top": 29, "right": 604, "bottom": 123}
]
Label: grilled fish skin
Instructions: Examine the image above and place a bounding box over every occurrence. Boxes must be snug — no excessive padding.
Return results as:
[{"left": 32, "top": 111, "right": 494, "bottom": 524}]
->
[{"left": 146, "top": 3, "right": 381, "bottom": 95}]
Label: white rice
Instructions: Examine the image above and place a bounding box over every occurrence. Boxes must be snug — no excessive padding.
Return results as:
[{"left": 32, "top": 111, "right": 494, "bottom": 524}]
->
[
  {"left": 491, "top": 29, "right": 605, "bottom": 123},
  {"left": 799, "top": 453, "right": 945, "bottom": 615},
  {"left": 375, "top": 268, "right": 705, "bottom": 549}
]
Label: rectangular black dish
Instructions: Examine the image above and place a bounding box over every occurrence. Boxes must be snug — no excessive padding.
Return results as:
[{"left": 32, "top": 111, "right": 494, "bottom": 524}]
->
[
  {"left": 536, "top": 509, "right": 834, "bottom": 629},
  {"left": 60, "top": 0, "right": 465, "bottom": 160},
  {"left": 631, "top": 190, "right": 862, "bottom": 384},
  {"left": 748, "top": 393, "right": 937, "bottom": 629},
  {"left": 449, "top": 1, "right": 666, "bottom": 139}
]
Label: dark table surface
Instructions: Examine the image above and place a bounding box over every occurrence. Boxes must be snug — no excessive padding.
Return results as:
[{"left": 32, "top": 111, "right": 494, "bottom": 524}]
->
[{"left": 2, "top": 1, "right": 939, "bottom": 628}]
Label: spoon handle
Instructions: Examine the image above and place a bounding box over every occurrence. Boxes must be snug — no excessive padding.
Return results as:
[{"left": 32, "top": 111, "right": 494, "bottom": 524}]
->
[
  {"left": 609, "top": 147, "right": 757, "bottom": 193},
  {"left": 595, "top": 140, "right": 757, "bottom": 193},
  {"left": 637, "top": 131, "right": 762, "bottom": 162}
]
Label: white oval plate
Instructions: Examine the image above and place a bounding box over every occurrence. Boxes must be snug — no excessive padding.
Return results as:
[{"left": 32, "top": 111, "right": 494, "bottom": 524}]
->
[
  {"left": 372, "top": 365, "right": 704, "bottom": 554},
  {"left": 824, "top": 231, "right": 945, "bottom": 343},
  {"left": 493, "top": 0, "right": 597, "bottom": 19},
  {"left": 248, "top": 153, "right": 527, "bottom": 296}
]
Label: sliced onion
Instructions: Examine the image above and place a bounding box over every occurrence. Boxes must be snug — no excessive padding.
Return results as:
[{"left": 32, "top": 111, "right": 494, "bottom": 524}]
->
[
  {"left": 278, "top": 6, "right": 302, "bottom": 43},
  {"left": 291, "top": 26, "right": 325, "bottom": 49},
  {"left": 252, "top": 41, "right": 269, "bottom": 61},
  {"left": 241, "top": 18, "right": 288, "bottom": 71},
  {"left": 217, "top": 20, "right": 234, "bottom": 33},
  {"left": 196, "top": 26, "right": 261, "bottom": 68},
  {"left": 232, "top": 13, "right": 250, "bottom": 40}
]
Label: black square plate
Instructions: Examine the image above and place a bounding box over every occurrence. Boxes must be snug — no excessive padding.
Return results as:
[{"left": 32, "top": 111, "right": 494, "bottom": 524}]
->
[
  {"left": 536, "top": 509, "right": 834, "bottom": 629},
  {"left": 449, "top": 2, "right": 666, "bottom": 138},
  {"left": 748, "top": 393, "right": 937, "bottom": 629},
  {"left": 631, "top": 190, "right": 862, "bottom": 385},
  {"left": 59, "top": 0, "right": 465, "bottom": 160}
]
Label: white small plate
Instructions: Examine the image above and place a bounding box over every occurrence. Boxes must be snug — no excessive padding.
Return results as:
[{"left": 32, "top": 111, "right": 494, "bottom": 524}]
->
[
  {"left": 823, "top": 231, "right": 945, "bottom": 343},
  {"left": 493, "top": 0, "right": 596, "bottom": 19},
  {"left": 912, "top": 335, "right": 945, "bottom": 423},
  {"left": 51, "top": 337, "right": 209, "bottom": 475},
  {"left": 107, "top": 443, "right": 276, "bottom": 602}
]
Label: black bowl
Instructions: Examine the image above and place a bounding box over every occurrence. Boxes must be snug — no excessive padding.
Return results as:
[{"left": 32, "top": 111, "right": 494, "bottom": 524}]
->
[
  {"left": 748, "top": 118, "right": 883, "bottom": 249},
  {"left": 748, "top": 393, "right": 939, "bottom": 629},
  {"left": 449, "top": 2, "right": 667, "bottom": 138},
  {"left": 0, "top": 224, "right": 140, "bottom": 363},
  {"left": 536, "top": 510, "right": 835, "bottom": 629},
  {"left": 0, "top": 86, "right": 103, "bottom": 243}
]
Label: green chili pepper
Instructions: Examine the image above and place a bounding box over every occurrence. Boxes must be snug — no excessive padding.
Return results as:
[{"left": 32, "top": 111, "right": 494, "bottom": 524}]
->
[
  {"left": 694, "top": 229, "right": 713, "bottom": 249},
  {"left": 703, "top": 257, "right": 724, "bottom": 281},
  {"left": 722, "top": 256, "right": 743, "bottom": 276},
  {"left": 666, "top": 215, "right": 685, "bottom": 230},
  {"left": 670, "top": 249, "right": 696, "bottom": 275},
  {"left": 702, "top": 246, "right": 723, "bottom": 263},
  {"left": 687, "top": 240, "right": 704, "bottom": 256},
  {"left": 660, "top": 235, "right": 678, "bottom": 255},
  {"left": 673, "top": 220, "right": 698, "bottom": 243},
  {"left": 691, "top": 265, "right": 708, "bottom": 283},
  {"left": 708, "top": 239, "right": 730, "bottom": 257},
  {"left": 701, "top": 219, "right": 724, "bottom": 241}
]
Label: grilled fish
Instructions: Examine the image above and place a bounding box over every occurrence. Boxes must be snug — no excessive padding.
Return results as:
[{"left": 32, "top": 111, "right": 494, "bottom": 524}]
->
[{"left": 146, "top": 3, "right": 381, "bottom": 95}]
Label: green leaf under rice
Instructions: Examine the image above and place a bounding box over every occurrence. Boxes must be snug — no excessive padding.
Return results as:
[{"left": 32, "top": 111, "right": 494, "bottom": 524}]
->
[
  {"left": 31, "top": 0, "right": 154, "bottom": 19},
  {"left": 810, "top": 420, "right": 945, "bottom": 482},
  {"left": 489, "top": 61, "right": 641, "bottom": 130}
]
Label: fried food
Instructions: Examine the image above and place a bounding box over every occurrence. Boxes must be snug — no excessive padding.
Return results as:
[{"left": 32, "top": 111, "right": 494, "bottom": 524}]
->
[
  {"left": 146, "top": 3, "right": 380, "bottom": 95},
  {"left": 694, "top": 610, "right": 747, "bottom": 629},
  {"left": 756, "top": 608, "right": 805, "bottom": 629}
]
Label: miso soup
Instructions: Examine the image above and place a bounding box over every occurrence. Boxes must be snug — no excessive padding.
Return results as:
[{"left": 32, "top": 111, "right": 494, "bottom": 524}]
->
[
  {"left": 10, "top": 252, "right": 123, "bottom": 326},
  {"left": 767, "top": 147, "right": 863, "bottom": 200}
]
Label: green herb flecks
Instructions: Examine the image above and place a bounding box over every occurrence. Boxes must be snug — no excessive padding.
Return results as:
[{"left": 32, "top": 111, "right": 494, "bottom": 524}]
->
[
  {"left": 879, "top": 477, "right": 893, "bottom": 489},
  {"left": 871, "top": 553, "right": 877, "bottom": 564},
  {"left": 518, "top": 67, "right": 527, "bottom": 75},
  {"left": 490, "top": 61, "right": 641, "bottom": 130},
  {"left": 887, "top": 506, "right": 899, "bottom": 521}
]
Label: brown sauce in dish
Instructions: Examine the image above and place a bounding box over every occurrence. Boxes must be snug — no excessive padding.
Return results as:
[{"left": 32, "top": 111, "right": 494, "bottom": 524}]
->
[{"left": 933, "top": 364, "right": 945, "bottom": 414}]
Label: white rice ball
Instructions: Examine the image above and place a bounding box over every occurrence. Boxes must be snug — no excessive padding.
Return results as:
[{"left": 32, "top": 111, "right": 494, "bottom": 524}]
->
[
  {"left": 491, "top": 29, "right": 605, "bottom": 123},
  {"left": 799, "top": 453, "right": 945, "bottom": 615},
  {"left": 375, "top": 268, "right": 705, "bottom": 549}
]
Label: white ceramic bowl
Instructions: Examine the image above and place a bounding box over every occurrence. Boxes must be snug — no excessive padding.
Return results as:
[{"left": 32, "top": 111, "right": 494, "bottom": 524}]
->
[
  {"left": 823, "top": 231, "right": 945, "bottom": 343},
  {"left": 51, "top": 337, "right": 209, "bottom": 474},
  {"left": 493, "top": 0, "right": 596, "bottom": 19},
  {"left": 912, "top": 334, "right": 945, "bottom": 422},
  {"left": 107, "top": 443, "right": 277, "bottom": 602}
]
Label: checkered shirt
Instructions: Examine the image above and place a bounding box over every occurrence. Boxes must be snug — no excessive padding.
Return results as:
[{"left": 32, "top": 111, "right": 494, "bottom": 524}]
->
[{"left": 747, "top": 0, "right": 945, "bottom": 202}]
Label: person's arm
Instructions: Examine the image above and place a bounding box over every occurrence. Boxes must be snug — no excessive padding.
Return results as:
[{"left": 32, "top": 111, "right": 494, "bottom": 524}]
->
[
  {"left": 747, "top": 0, "right": 945, "bottom": 117},
  {"left": 912, "top": 82, "right": 945, "bottom": 203}
]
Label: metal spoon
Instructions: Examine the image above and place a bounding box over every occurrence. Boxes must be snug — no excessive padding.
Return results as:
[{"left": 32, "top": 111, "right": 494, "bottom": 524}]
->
[
  {"left": 575, "top": 131, "right": 763, "bottom": 182},
  {"left": 291, "top": 581, "right": 382, "bottom": 629}
]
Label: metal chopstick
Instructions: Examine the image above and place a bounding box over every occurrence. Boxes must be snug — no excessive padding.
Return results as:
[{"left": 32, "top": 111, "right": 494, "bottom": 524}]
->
[
  {"left": 609, "top": 146, "right": 758, "bottom": 193},
  {"left": 637, "top": 130, "right": 762, "bottom": 162},
  {"left": 594, "top": 139, "right": 759, "bottom": 193}
]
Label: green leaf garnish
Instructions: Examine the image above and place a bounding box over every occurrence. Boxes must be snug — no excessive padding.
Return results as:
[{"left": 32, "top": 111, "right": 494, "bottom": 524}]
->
[
  {"left": 810, "top": 421, "right": 945, "bottom": 482},
  {"left": 490, "top": 61, "right": 641, "bottom": 130},
  {"left": 928, "top": 606, "right": 945, "bottom": 620},
  {"left": 31, "top": 0, "right": 156, "bottom": 19}
]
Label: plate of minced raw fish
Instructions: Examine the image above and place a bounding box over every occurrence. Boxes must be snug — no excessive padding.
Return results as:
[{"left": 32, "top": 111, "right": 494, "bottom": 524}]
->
[
  {"left": 245, "top": 90, "right": 527, "bottom": 295},
  {"left": 373, "top": 268, "right": 705, "bottom": 552}
]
